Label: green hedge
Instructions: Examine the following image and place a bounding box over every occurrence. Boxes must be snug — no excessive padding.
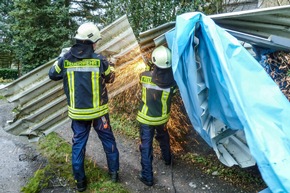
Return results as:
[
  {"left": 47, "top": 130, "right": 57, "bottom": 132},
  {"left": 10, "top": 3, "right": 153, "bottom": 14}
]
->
[{"left": 0, "top": 68, "right": 18, "bottom": 80}]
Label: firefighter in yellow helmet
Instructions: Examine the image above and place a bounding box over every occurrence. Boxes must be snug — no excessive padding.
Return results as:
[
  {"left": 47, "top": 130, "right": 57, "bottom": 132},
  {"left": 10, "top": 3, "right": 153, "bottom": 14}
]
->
[
  {"left": 49, "top": 22, "right": 119, "bottom": 192},
  {"left": 137, "top": 45, "right": 177, "bottom": 186}
]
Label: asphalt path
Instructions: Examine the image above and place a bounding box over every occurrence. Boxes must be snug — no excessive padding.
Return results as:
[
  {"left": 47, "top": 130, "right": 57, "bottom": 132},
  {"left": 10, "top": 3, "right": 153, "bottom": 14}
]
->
[{"left": 0, "top": 100, "right": 46, "bottom": 193}]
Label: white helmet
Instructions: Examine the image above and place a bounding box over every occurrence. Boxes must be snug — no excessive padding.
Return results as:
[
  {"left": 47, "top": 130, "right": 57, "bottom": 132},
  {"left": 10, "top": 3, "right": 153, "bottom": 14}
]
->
[
  {"left": 74, "top": 22, "right": 101, "bottom": 43},
  {"left": 151, "top": 46, "right": 172, "bottom": 69}
]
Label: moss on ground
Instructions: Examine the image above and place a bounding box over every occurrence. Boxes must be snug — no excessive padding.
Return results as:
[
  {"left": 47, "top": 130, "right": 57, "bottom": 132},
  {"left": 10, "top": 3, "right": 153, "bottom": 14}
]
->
[{"left": 21, "top": 132, "right": 129, "bottom": 193}]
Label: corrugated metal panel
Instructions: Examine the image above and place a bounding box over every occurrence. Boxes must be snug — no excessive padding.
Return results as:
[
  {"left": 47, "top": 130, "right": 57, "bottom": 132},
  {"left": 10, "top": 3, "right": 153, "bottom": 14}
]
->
[
  {"left": 201, "top": 6, "right": 290, "bottom": 167},
  {"left": 138, "top": 5, "right": 290, "bottom": 168},
  {"left": 139, "top": 22, "right": 175, "bottom": 65},
  {"left": 194, "top": 39, "right": 255, "bottom": 168},
  {"left": 212, "top": 5, "right": 290, "bottom": 40},
  {"left": 139, "top": 5, "right": 290, "bottom": 55},
  {"left": 0, "top": 15, "right": 143, "bottom": 142}
]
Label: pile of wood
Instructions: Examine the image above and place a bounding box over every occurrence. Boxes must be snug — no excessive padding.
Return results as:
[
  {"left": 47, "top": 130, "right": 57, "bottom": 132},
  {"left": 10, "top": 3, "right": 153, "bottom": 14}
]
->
[{"left": 265, "top": 51, "right": 290, "bottom": 101}]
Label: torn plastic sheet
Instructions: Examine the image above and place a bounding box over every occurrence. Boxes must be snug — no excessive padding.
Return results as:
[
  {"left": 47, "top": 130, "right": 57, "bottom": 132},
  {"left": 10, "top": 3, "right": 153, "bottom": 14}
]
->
[{"left": 165, "top": 12, "right": 290, "bottom": 192}]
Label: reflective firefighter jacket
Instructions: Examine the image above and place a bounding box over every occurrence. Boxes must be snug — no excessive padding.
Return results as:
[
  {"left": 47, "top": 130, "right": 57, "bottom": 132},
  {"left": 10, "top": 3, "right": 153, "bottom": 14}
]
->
[
  {"left": 137, "top": 70, "right": 176, "bottom": 126},
  {"left": 48, "top": 44, "right": 114, "bottom": 120}
]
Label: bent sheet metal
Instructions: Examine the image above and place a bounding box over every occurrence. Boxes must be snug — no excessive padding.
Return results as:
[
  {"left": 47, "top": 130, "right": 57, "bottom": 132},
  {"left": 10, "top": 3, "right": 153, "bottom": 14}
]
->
[{"left": 165, "top": 12, "right": 290, "bottom": 192}]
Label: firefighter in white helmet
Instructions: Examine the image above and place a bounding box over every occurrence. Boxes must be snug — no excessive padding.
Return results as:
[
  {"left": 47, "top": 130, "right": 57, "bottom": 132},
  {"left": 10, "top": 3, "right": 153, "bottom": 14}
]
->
[
  {"left": 49, "top": 22, "right": 119, "bottom": 192},
  {"left": 137, "top": 45, "right": 177, "bottom": 186}
]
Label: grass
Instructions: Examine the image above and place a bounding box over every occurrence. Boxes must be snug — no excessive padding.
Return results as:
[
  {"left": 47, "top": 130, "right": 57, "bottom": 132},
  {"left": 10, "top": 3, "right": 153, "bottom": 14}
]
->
[
  {"left": 21, "top": 166, "right": 50, "bottom": 193},
  {"left": 21, "top": 132, "right": 129, "bottom": 193},
  {"left": 110, "top": 113, "right": 139, "bottom": 139}
]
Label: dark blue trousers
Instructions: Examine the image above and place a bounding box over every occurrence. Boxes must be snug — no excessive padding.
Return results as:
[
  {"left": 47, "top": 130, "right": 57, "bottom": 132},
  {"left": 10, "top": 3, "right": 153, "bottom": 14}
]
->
[
  {"left": 71, "top": 114, "right": 119, "bottom": 181},
  {"left": 139, "top": 124, "right": 171, "bottom": 182}
]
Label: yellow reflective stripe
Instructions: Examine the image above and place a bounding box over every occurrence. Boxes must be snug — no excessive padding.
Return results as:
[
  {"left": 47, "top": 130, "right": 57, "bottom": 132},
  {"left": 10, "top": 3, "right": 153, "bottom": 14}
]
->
[
  {"left": 68, "top": 108, "right": 109, "bottom": 120},
  {"left": 140, "top": 76, "right": 154, "bottom": 86},
  {"left": 141, "top": 86, "right": 148, "bottom": 114},
  {"left": 67, "top": 71, "right": 75, "bottom": 108},
  {"left": 138, "top": 111, "right": 170, "bottom": 121},
  {"left": 54, "top": 64, "right": 61, "bottom": 73},
  {"left": 104, "top": 66, "right": 111, "bottom": 76},
  {"left": 141, "top": 104, "right": 148, "bottom": 114},
  {"left": 91, "top": 72, "right": 99, "bottom": 107},
  {"left": 136, "top": 118, "right": 168, "bottom": 126},
  {"left": 95, "top": 72, "right": 100, "bottom": 106},
  {"left": 137, "top": 111, "right": 170, "bottom": 122},
  {"left": 68, "top": 104, "right": 108, "bottom": 114},
  {"left": 161, "top": 91, "right": 169, "bottom": 115},
  {"left": 92, "top": 72, "right": 96, "bottom": 107},
  {"left": 141, "top": 86, "right": 146, "bottom": 104},
  {"left": 137, "top": 111, "right": 170, "bottom": 125}
]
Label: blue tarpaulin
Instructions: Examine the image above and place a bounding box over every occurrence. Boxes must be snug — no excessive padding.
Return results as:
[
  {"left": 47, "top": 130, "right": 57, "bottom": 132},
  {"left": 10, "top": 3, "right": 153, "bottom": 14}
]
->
[{"left": 165, "top": 12, "right": 290, "bottom": 192}]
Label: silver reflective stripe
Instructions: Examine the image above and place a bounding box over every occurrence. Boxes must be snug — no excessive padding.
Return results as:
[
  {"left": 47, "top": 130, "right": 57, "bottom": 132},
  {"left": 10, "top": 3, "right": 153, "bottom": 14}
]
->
[
  {"left": 142, "top": 83, "right": 170, "bottom": 92},
  {"left": 67, "top": 67, "right": 100, "bottom": 72}
]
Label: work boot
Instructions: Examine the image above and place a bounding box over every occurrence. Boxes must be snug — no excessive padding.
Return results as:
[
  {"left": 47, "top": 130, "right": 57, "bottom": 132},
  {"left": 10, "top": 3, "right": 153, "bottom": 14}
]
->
[
  {"left": 164, "top": 154, "right": 173, "bottom": 166},
  {"left": 139, "top": 174, "right": 153, "bottom": 186},
  {"left": 110, "top": 171, "right": 119, "bottom": 183},
  {"left": 165, "top": 159, "right": 171, "bottom": 165},
  {"left": 76, "top": 178, "right": 87, "bottom": 192}
]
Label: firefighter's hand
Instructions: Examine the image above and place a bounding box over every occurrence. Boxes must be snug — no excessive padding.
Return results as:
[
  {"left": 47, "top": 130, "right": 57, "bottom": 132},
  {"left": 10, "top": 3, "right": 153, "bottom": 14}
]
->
[
  {"left": 108, "top": 57, "right": 117, "bottom": 65},
  {"left": 110, "top": 66, "right": 115, "bottom": 72}
]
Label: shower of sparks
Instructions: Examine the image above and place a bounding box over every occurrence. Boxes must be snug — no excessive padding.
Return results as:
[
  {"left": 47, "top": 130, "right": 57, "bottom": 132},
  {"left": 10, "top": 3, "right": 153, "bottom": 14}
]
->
[
  {"left": 108, "top": 58, "right": 145, "bottom": 98},
  {"left": 107, "top": 49, "right": 193, "bottom": 154}
]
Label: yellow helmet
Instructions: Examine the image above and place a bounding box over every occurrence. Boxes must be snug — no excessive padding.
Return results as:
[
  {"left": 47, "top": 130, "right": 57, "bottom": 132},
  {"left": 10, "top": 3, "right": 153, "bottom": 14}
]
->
[
  {"left": 151, "top": 46, "right": 172, "bottom": 69},
  {"left": 74, "top": 22, "right": 101, "bottom": 43}
]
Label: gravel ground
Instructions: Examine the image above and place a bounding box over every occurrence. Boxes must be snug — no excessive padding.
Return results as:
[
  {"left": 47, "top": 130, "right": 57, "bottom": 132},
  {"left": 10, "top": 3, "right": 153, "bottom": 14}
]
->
[{"left": 0, "top": 98, "right": 265, "bottom": 193}]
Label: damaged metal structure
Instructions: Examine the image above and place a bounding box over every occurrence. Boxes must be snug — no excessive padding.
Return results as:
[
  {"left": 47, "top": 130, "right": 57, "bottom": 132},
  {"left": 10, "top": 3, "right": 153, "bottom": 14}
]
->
[
  {"left": 1, "top": 5, "right": 290, "bottom": 171},
  {"left": 0, "top": 15, "right": 142, "bottom": 141},
  {"left": 138, "top": 5, "right": 290, "bottom": 168}
]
